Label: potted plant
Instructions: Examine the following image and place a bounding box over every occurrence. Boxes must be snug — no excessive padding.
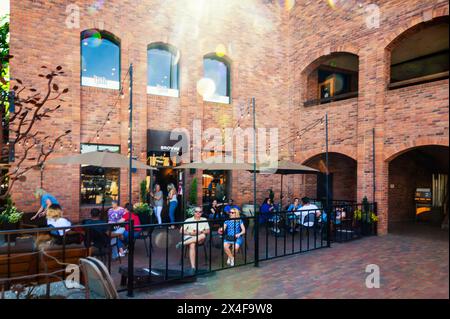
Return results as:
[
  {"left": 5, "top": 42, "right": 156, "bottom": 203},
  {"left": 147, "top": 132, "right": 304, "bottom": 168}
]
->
[
  {"left": 353, "top": 196, "right": 378, "bottom": 236},
  {"left": 0, "top": 197, "right": 24, "bottom": 243},
  {"left": 189, "top": 178, "right": 198, "bottom": 206},
  {"left": 139, "top": 180, "right": 147, "bottom": 204},
  {"left": 185, "top": 206, "right": 196, "bottom": 218},
  {"left": 133, "top": 202, "right": 153, "bottom": 225}
]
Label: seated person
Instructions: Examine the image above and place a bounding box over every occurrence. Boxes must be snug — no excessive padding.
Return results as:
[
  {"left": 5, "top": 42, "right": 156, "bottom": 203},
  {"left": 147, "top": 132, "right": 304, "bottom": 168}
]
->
[
  {"left": 116, "top": 203, "right": 142, "bottom": 257},
  {"left": 223, "top": 199, "right": 240, "bottom": 215},
  {"left": 176, "top": 207, "right": 210, "bottom": 274},
  {"left": 82, "top": 208, "right": 110, "bottom": 249},
  {"left": 46, "top": 204, "right": 71, "bottom": 237},
  {"left": 208, "top": 199, "right": 225, "bottom": 220},
  {"left": 107, "top": 200, "right": 127, "bottom": 258},
  {"left": 324, "top": 206, "right": 347, "bottom": 225},
  {"left": 259, "top": 198, "right": 275, "bottom": 224},
  {"left": 287, "top": 197, "right": 302, "bottom": 232},
  {"left": 82, "top": 208, "right": 108, "bottom": 232},
  {"left": 221, "top": 208, "right": 246, "bottom": 267},
  {"left": 298, "top": 197, "right": 321, "bottom": 227}
]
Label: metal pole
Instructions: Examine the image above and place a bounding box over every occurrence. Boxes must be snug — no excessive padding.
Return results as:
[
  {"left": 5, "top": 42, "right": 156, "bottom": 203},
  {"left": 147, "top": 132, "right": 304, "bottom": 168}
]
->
[
  {"left": 128, "top": 63, "right": 133, "bottom": 206},
  {"left": 127, "top": 63, "right": 134, "bottom": 297},
  {"left": 325, "top": 113, "right": 331, "bottom": 248},
  {"left": 372, "top": 128, "right": 375, "bottom": 203},
  {"left": 252, "top": 97, "right": 259, "bottom": 267},
  {"left": 280, "top": 175, "right": 283, "bottom": 209}
]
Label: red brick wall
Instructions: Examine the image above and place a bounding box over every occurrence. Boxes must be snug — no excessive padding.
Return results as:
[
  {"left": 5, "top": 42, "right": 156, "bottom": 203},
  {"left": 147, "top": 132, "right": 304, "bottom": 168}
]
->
[{"left": 8, "top": 0, "right": 449, "bottom": 235}]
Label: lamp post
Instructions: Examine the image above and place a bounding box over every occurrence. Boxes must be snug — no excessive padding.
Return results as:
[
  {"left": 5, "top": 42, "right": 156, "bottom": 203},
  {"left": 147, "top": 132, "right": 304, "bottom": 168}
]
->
[
  {"left": 128, "top": 63, "right": 133, "bottom": 206},
  {"left": 251, "top": 97, "right": 259, "bottom": 267},
  {"left": 325, "top": 112, "right": 330, "bottom": 248},
  {"left": 127, "top": 63, "right": 134, "bottom": 298}
]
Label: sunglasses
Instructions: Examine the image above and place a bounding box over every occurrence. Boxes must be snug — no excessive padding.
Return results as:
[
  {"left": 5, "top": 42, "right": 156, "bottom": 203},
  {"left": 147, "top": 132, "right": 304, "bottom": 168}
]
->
[{"left": 194, "top": 211, "right": 202, "bottom": 213}]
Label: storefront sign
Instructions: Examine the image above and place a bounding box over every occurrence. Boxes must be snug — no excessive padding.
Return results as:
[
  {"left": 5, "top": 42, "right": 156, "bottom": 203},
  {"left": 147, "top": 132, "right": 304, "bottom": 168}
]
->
[{"left": 147, "top": 129, "right": 187, "bottom": 153}]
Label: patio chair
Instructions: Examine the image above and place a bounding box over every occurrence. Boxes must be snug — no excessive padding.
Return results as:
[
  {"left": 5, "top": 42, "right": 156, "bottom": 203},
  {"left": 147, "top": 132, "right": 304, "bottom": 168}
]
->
[
  {"left": 79, "top": 258, "right": 118, "bottom": 299},
  {"left": 86, "top": 257, "right": 119, "bottom": 299},
  {"left": 135, "top": 227, "right": 153, "bottom": 257},
  {"left": 183, "top": 238, "right": 208, "bottom": 266}
]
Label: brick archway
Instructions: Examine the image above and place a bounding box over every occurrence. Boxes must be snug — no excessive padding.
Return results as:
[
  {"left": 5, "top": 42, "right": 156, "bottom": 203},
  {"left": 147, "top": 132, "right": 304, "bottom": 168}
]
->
[
  {"left": 300, "top": 45, "right": 360, "bottom": 77},
  {"left": 301, "top": 151, "right": 358, "bottom": 202},
  {"left": 386, "top": 143, "right": 449, "bottom": 228},
  {"left": 384, "top": 137, "right": 449, "bottom": 163},
  {"left": 300, "top": 146, "right": 357, "bottom": 165},
  {"left": 383, "top": 9, "right": 449, "bottom": 50}
]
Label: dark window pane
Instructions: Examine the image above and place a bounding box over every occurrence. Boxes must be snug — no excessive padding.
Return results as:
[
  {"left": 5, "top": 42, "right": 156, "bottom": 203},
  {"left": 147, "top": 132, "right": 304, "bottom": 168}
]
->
[
  {"left": 148, "top": 47, "right": 178, "bottom": 90},
  {"left": 391, "top": 50, "right": 449, "bottom": 83},
  {"left": 80, "top": 144, "right": 120, "bottom": 206},
  {"left": 81, "top": 32, "right": 120, "bottom": 89},
  {"left": 204, "top": 58, "right": 229, "bottom": 97}
]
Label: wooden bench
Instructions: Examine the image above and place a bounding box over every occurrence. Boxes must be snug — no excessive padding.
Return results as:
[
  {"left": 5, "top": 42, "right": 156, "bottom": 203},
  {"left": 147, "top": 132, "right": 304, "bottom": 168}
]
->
[{"left": 0, "top": 245, "right": 93, "bottom": 289}]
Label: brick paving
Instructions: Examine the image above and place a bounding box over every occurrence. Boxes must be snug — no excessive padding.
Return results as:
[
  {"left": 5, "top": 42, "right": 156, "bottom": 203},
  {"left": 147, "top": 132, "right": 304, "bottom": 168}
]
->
[{"left": 120, "top": 223, "right": 449, "bottom": 299}]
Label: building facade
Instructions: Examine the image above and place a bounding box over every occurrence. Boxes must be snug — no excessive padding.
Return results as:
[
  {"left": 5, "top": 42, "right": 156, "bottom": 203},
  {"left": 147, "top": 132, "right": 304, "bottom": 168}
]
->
[{"left": 8, "top": 0, "right": 449, "bottom": 234}]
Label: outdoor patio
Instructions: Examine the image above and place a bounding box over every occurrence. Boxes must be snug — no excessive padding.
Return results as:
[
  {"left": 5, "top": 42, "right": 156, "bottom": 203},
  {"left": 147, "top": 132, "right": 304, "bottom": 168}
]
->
[{"left": 120, "top": 222, "right": 449, "bottom": 299}]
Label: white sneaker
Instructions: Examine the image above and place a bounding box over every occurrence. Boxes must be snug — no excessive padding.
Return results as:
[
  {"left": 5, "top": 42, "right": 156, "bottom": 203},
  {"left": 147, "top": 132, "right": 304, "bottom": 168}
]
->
[
  {"left": 226, "top": 257, "right": 231, "bottom": 265},
  {"left": 229, "top": 258, "right": 234, "bottom": 267}
]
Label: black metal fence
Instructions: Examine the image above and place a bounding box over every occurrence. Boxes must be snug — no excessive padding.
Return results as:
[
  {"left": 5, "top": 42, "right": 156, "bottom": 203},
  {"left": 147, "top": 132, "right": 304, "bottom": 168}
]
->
[{"left": 0, "top": 202, "right": 377, "bottom": 298}]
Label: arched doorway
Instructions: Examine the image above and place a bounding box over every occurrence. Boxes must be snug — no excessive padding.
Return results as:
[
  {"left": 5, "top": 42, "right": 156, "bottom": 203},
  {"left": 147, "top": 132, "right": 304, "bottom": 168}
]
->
[
  {"left": 303, "top": 152, "right": 357, "bottom": 202},
  {"left": 387, "top": 145, "right": 449, "bottom": 232}
]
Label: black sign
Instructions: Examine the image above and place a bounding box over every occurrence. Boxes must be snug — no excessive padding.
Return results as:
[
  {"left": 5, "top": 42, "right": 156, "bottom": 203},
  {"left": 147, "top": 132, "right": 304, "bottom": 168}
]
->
[{"left": 147, "top": 129, "right": 187, "bottom": 154}]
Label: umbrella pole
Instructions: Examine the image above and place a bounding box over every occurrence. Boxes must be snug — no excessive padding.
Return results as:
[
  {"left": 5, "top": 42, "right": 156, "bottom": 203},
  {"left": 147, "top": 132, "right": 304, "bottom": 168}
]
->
[{"left": 280, "top": 174, "right": 283, "bottom": 210}]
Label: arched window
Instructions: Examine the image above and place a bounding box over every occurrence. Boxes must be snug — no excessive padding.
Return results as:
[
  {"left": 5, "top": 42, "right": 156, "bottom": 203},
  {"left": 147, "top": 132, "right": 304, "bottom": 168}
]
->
[
  {"left": 304, "top": 52, "right": 359, "bottom": 107},
  {"left": 147, "top": 43, "right": 180, "bottom": 97},
  {"left": 389, "top": 17, "right": 449, "bottom": 89},
  {"left": 203, "top": 54, "right": 231, "bottom": 104},
  {"left": 81, "top": 29, "right": 120, "bottom": 90}
]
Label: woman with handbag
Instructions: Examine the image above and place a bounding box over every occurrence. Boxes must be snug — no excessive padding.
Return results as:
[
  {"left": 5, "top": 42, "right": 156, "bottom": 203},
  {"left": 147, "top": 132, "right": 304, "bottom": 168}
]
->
[{"left": 221, "top": 208, "right": 246, "bottom": 267}]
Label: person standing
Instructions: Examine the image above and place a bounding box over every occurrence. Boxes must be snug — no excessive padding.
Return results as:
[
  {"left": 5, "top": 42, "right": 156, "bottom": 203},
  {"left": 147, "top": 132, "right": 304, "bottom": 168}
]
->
[
  {"left": 167, "top": 183, "right": 178, "bottom": 229},
  {"left": 31, "top": 188, "right": 60, "bottom": 220},
  {"left": 150, "top": 184, "right": 164, "bottom": 224}
]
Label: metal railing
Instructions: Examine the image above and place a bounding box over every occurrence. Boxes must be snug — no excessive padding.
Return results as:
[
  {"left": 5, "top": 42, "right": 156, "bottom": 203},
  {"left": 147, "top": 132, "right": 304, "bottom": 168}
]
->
[{"left": 0, "top": 201, "right": 377, "bottom": 298}]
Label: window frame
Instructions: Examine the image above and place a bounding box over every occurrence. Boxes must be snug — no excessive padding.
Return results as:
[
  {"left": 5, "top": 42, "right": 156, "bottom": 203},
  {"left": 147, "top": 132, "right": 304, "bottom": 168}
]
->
[
  {"left": 79, "top": 143, "right": 121, "bottom": 207},
  {"left": 147, "top": 43, "right": 180, "bottom": 97},
  {"left": 203, "top": 54, "right": 231, "bottom": 104},
  {"left": 80, "top": 29, "right": 121, "bottom": 90}
]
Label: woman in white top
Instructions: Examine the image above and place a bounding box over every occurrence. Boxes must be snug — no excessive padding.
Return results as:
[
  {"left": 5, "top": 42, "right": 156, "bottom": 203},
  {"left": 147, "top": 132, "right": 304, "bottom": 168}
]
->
[
  {"left": 167, "top": 183, "right": 178, "bottom": 229},
  {"left": 46, "top": 204, "right": 71, "bottom": 236}
]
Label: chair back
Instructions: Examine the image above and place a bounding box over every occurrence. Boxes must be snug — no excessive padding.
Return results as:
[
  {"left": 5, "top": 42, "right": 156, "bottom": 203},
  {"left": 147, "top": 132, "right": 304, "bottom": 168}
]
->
[
  {"left": 86, "top": 257, "right": 119, "bottom": 299},
  {"left": 80, "top": 258, "right": 116, "bottom": 299},
  {"left": 303, "top": 213, "right": 316, "bottom": 228}
]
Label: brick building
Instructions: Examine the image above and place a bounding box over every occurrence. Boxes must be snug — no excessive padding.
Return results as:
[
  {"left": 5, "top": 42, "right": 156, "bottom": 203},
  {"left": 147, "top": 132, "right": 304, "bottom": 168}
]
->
[{"left": 7, "top": 0, "right": 449, "bottom": 234}]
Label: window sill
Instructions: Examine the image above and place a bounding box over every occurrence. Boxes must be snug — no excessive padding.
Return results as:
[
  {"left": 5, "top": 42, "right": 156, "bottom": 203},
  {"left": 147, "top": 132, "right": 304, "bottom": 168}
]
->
[
  {"left": 203, "top": 95, "right": 230, "bottom": 104},
  {"left": 304, "top": 92, "right": 358, "bottom": 107},
  {"left": 388, "top": 71, "right": 449, "bottom": 90},
  {"left": 81, "top": 77, "right": 120, "bottom": 90},
  {"left": 147, "top": 86, "right": 179, "bottom": 98}
]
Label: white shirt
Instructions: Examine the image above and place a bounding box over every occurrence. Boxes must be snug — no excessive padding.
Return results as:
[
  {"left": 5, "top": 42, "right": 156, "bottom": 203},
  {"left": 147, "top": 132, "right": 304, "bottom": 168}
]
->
[
  {"left": 299, "top": 204, "right": 320, "bottom": 227},
  {"left": 47, "top": 217, "right": 71, "bottom": 236},
  {"left": 183, "top": 217, "right": 210, "bottom": 234}
]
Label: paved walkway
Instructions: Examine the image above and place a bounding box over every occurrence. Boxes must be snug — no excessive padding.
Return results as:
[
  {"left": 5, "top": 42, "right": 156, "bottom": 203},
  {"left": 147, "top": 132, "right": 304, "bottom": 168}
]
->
[{"left": 121, "top": 223, "right": 449, "bottom": 299}]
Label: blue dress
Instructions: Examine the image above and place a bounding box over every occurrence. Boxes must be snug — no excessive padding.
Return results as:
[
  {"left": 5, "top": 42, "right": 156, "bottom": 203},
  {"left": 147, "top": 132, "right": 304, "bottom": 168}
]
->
[{"left": 224, "top": 219, "right": 244, "bottom": 246}]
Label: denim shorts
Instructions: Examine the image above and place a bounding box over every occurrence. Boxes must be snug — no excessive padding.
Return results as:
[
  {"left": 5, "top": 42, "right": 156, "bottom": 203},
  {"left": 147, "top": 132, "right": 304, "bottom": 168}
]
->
[{"left": 224, "top": 237, "right": 243, "bottom": 246}]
